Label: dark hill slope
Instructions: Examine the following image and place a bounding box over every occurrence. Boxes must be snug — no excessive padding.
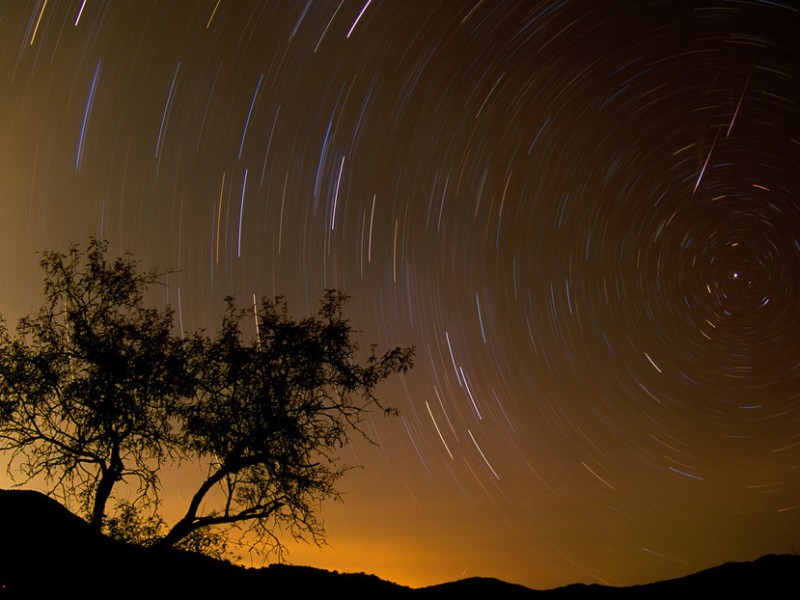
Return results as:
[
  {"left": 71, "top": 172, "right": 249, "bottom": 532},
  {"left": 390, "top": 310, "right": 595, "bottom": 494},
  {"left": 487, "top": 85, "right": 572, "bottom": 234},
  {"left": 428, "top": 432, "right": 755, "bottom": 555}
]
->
[
  {"left": 0, "top": 489, "right": 797, "bottom": 599},
  {"left": 0, "top": 489, "right": 410, "bottom": 599}
]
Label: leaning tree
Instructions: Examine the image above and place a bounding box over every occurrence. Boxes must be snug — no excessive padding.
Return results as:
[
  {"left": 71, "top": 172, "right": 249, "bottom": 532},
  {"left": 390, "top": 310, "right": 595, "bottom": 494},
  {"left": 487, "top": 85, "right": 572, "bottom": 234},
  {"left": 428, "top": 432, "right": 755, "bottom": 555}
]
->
[{"left": 159, "top": 291, "right": 414, "bottom": 556}]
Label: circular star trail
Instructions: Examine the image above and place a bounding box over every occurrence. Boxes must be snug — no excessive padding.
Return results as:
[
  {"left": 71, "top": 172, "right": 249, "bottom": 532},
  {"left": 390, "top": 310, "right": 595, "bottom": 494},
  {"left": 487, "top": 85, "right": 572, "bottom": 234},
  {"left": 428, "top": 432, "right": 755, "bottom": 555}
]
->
[{"left": 0, "top": 0, "right": 798, "bottom": 591}]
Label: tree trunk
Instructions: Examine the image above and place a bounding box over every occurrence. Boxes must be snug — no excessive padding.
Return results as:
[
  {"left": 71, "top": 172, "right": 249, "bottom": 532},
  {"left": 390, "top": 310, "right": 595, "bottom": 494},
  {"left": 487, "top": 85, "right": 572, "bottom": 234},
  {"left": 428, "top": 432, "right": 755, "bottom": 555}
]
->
[
  {"left": 158, "top": 514, "right": 198, "bottom": 548},
  {"left": 158, "top": 467, "right": 226, "bottom": 548},
  {"left": 90, "top": 443, "right": 122, "bottom": 530}
]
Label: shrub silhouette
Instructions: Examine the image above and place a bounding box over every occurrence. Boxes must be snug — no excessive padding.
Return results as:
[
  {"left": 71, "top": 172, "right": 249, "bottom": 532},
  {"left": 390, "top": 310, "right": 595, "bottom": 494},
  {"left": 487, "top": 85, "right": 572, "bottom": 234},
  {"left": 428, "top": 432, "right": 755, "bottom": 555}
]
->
[
  {"left": 103, "top": 499, "right": 231, "bottom": 560},
  {"left": 103, "top": 499, "right": 166, "bottom": 546},
  {"left": 0, "top": 239, "right": 414, "bottom": 558}
]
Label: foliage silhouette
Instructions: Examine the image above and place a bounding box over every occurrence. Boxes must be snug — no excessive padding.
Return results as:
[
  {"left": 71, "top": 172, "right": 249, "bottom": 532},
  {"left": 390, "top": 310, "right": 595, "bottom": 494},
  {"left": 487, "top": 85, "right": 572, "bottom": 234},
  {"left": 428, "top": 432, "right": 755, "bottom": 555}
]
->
[
  {"left": 103, "top": 499, "right": 230, "bottom": 561},
  {"left": 103, "top": 499, "right": 166, "bottom": 547},
  {"left": 159, "top": 290, "right": 414, "bottom": 554},
  {"left": 0, "top": 239, "right": 414, "bottom": 559},
  {"left": 0, "top": 239, "right": 188, "bottom": 529}
]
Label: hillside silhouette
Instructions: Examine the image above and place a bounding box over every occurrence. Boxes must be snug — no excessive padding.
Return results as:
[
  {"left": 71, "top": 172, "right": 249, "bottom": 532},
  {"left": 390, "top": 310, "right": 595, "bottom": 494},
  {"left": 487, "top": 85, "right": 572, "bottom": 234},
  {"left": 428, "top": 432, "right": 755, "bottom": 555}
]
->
[{"left": 0, "top": 489, "right": 797, "bottom": 599}]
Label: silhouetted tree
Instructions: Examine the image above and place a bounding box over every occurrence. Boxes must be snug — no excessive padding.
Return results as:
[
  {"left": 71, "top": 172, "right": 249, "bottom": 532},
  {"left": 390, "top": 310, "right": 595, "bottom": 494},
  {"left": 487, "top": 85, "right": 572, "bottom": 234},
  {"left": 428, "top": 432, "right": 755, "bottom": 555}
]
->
[
  {"left": 158, "top": 291, "right": 414, "bottom": 555},
  {"left": 0, "top": 239, "right": 414, "bottom": 561},
  {"left": 0, "top": 239, "right": 189, "bottom": 529}
]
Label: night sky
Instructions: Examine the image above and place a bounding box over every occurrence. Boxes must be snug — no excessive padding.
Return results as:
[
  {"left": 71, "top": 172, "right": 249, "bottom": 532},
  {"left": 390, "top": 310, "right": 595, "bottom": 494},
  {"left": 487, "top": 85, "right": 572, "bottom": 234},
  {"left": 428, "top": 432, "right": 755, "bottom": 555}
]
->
[{"left": 1, "top": 0, "right": 799, "bottom": 591}]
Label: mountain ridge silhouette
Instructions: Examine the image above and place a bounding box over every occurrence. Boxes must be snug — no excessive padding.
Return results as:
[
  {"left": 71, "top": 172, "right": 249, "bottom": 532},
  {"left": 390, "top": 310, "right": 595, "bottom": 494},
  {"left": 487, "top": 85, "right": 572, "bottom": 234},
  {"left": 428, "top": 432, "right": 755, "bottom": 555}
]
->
[{"left": 0, "top": 489, "right": 796, "bottom": 598}]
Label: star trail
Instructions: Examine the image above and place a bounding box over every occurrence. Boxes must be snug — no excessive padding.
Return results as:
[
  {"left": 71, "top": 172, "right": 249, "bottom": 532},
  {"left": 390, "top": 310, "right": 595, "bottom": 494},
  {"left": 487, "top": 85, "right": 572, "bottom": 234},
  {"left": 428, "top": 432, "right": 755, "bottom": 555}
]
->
[{"left": 0, "top": 0, "right": 798, "bottom": 591}]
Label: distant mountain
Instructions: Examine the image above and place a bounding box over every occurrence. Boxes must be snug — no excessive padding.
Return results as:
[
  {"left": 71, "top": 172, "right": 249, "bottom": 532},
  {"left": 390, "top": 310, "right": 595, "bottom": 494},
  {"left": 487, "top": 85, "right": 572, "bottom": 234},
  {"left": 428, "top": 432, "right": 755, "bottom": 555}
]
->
[
  {"left": 415, "top": 554, "right": 799, "bottom": 599},
  {"left": 0, "top": 489, "right": 797, "bottom": 599}
]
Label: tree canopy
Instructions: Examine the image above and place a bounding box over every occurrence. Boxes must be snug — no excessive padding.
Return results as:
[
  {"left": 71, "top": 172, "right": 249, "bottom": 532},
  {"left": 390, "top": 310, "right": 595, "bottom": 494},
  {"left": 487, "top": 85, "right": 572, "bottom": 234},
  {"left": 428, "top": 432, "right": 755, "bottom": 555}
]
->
[
  {"left": 0, "top": 239, "right": 188, "bottom": 529},
  {"left": 0, "top": 239, "right": 414, "bottom": 558}
]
